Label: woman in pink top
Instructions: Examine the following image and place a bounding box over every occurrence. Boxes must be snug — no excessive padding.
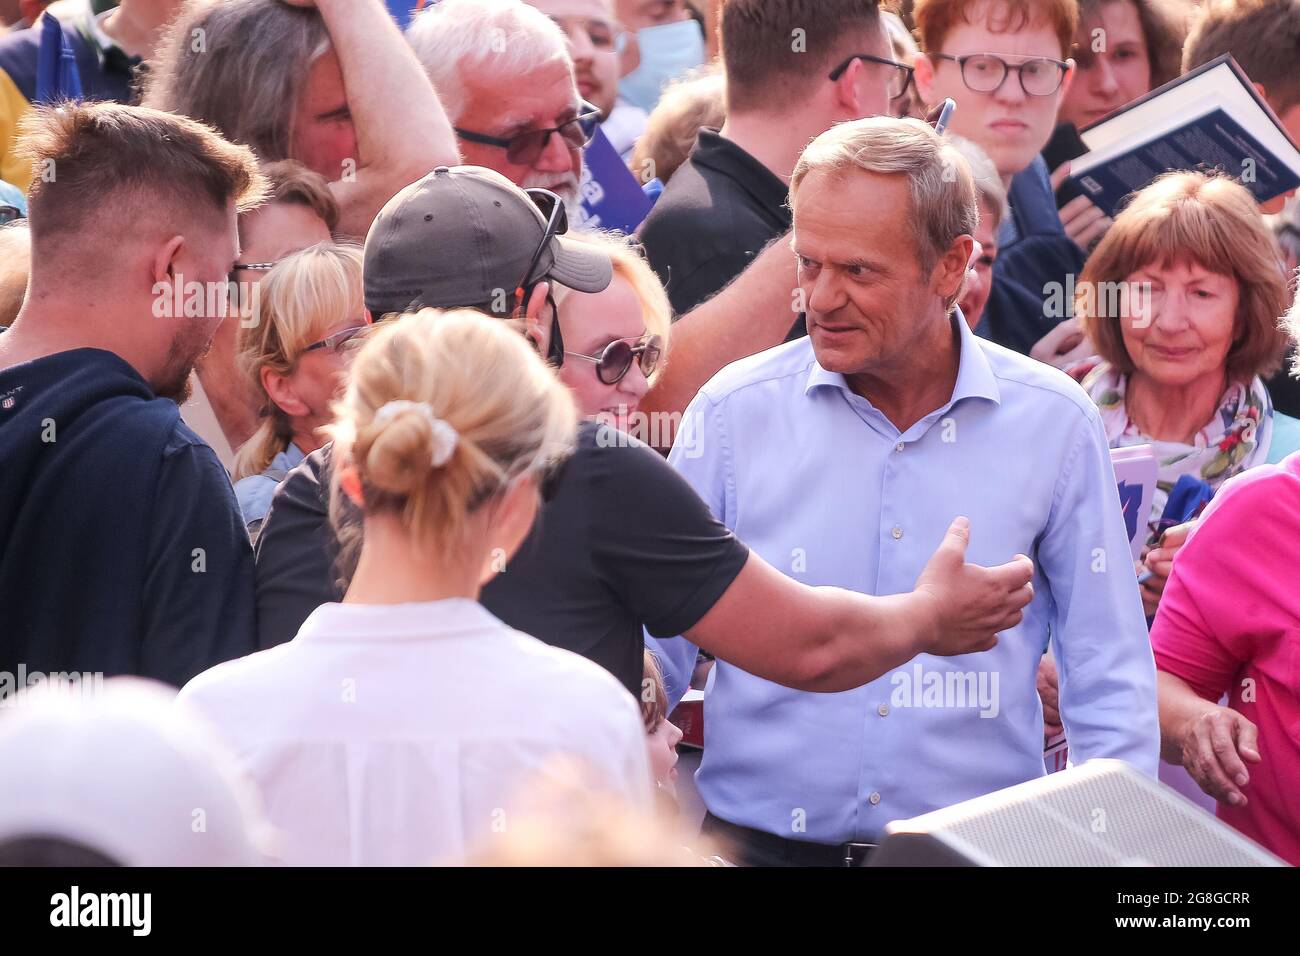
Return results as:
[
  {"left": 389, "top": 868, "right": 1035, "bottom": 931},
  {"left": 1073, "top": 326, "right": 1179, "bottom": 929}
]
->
[{"left": 1150, "top": 448, "right": 1300, "bottom": 865}]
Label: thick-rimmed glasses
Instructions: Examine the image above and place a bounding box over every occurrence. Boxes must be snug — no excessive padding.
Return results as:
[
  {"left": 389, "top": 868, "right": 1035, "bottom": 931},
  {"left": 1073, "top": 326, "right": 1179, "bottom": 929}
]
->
[
  {"left": 931, "top": 52, "right": 1070, "bottom": 97},
  {"left": 455, "top": 104, "right": 602, "bottom": 166},
  {"left": 565, "top": 334, "right": 663, "bottom": 385},
  {"left": 828, "top": 53, "right": 914, "bottom": 101}
]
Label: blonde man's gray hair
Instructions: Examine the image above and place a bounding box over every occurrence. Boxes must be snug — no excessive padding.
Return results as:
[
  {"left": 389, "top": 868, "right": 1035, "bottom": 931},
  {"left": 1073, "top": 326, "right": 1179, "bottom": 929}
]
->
[
  {"left": 790, "top": 117, "right": 979, "bottom": 276},
  {"left": 406, "top": 0, "right": 571, "bottom": 124}
]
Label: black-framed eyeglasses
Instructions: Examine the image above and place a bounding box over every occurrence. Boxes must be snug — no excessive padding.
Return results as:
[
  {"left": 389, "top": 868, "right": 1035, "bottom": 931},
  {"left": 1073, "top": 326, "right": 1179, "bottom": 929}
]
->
[
  {"left": 455, "top": 103, "right": 602, "bottom": 166},
  {"left": 565, "top": 334, "right": 663, "bottom": 385},
  {"left": 549, "top": 15, "right": 627, "bottom": 54},
  {"left": 828, "top": 53, "right": 914, "bottom": 101},
  {"left": 931, "top": 52, "right": 1070, "bottom": 97},
  {"left": 519, "top": 188, "right": 569, "bottom": 367},
  {"left": 302, "top": 324, "right": 371, "bottom": 357}
]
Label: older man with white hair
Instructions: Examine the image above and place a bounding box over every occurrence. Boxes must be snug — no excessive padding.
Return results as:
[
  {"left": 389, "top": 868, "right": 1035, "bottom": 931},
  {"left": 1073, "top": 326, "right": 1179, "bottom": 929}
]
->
[
  {"left": 664, "top": 116, "right": 1158, "bottom": 866},
  {"left": 407, "top": 0, "right": 591, "bottom": 206}
]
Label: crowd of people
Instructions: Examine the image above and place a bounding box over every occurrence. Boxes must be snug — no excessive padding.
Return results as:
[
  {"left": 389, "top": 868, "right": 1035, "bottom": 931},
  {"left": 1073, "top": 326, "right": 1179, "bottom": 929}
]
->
[{"left": 0, "top": 0, "right": 1295, "bottom": 868}]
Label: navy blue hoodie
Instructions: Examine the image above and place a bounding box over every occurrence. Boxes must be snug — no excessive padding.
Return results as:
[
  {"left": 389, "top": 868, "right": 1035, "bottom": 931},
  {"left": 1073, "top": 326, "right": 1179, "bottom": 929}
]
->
[{"left": 0, "top": 348, "right": 256, "bottom": 690}]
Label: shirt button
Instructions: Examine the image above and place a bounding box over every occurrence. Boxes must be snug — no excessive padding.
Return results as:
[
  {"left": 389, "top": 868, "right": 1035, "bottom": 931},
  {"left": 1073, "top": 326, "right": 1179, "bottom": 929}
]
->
[
  {"left": 895, "top": 441, "right": 904, "bottom": 452},
  {"left": 877, "top": 703, "right": 889, "bottom": 717},
  {"left": 869, "top": 792, "right": 882, "bottom": 806},
  {"left": 891, "top": 526, "right": 903, "bottom": 540}
]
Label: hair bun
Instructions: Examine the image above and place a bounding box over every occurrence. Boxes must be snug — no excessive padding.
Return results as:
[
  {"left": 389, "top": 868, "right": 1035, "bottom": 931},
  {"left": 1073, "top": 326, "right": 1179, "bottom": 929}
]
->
[{"left": 366, "top": 401, "right": 459, "bottom": 494}]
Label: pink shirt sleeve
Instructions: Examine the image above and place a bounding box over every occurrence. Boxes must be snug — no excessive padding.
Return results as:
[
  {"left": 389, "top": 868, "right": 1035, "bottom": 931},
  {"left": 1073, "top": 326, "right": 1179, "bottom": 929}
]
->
[{"left": 1150, "top": 458, "right": 1300, "bottom": 701}]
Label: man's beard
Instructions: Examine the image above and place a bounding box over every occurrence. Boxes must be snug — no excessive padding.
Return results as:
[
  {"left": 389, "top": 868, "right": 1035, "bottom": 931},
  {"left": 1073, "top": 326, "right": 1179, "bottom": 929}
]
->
[
  {"left": 519, "top": 170, "right": 581, "bottom": 215},
  {"left": 154, "top": 323, "right": 214, "bottom": 405}
]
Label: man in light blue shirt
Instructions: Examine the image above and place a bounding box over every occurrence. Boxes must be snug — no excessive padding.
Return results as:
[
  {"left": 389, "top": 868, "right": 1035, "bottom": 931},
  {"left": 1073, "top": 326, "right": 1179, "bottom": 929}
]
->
[{"left": 663, "top": 116, "right": 1158, "bottom": 866}]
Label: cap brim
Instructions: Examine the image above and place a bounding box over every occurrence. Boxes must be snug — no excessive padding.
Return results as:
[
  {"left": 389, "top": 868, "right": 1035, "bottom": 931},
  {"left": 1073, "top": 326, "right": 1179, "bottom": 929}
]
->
[{"left": 546, "top": 235, "right": 613, "bottom": 294}]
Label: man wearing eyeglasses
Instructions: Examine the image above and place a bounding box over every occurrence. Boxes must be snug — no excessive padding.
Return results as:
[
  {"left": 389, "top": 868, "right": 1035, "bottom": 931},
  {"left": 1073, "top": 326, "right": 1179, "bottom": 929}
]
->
[
  {"left": 912, "top": 0, "right": 1086, "bottom": 356},
  {"left": 407, "top": 0, "right": 598, "bottom": 209},
  {"left": 527, "top": 0, "right": 648, "bottom": 161},
  {"left": 638, "top": 0, "right": 901, "bottom": 321}
]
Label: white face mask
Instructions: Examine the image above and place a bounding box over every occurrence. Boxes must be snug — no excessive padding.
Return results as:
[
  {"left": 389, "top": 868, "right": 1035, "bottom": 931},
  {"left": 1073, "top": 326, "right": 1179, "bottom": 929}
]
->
[{"left": 618, "top": 19, "right": 706, "bottom": 114}]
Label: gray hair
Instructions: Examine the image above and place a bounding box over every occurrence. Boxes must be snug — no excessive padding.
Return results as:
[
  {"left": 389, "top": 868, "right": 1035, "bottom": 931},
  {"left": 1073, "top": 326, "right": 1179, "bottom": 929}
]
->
[
  {"left": 947, "top": 134, "right": 1008, "bottom": 232},
  {"left": 143, "top": 0, "right": 330, "bottom": 163},
  {"left": 406, "top": 0, "right": 570, "bottom": 123},
  {"left": 791, "top": 117, "right": 979, "bottom": 275}
]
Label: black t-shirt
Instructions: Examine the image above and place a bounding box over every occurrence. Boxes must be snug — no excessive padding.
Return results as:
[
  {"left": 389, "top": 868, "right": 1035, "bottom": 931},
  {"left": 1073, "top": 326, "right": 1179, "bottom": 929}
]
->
[
  {"left": 0, "top": 349, "right": 257, "bottom": 691},
  {"left": 253, "top": 422, "right": 749, "bottom": 696},
  {"left": 639, "top": 129, "right": 801, "bottom": 339}
]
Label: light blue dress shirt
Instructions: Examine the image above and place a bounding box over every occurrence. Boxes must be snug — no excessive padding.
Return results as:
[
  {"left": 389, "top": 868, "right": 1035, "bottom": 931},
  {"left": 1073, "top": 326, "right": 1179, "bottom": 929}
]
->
[
  {"left": 663, "top": 316, "right": 1158, "bottom": 844},
  {"left": 234, "top": 443, "right": 306, "bottom": 529}
]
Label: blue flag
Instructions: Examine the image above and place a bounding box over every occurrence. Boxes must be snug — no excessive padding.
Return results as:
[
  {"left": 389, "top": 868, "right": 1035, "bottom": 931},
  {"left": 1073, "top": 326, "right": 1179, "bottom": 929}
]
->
[
  {"left": 35, "top": 15, "right": 83, "bottom": 105},
  {"left": 577, "top": 126, "right": 652, "bottom": 235}
]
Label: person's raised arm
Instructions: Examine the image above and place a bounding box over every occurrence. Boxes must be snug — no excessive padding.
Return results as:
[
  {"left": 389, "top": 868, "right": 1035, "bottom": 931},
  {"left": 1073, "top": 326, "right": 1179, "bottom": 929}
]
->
[
  {"left": 290, "top": 0, "right": 459, "bottom": 238},
  {"left": 639, "top": 234, "right": 797, "bottom": 447}
]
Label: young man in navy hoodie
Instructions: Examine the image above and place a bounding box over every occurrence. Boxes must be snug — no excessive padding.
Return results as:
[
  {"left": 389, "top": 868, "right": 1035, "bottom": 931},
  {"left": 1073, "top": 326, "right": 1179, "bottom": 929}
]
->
[{"left": 0, "top": 102, "right": 266, "bottom": 692}]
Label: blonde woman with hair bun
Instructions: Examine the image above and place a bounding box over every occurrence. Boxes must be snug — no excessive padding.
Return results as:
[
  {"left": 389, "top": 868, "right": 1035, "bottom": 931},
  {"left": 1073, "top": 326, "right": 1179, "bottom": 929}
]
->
[
  {"left": 232, "top": 242, "right": 369, "bottom": 534},
  {"left": 180, "top": 309, "right": 652, "bottom": 866}
]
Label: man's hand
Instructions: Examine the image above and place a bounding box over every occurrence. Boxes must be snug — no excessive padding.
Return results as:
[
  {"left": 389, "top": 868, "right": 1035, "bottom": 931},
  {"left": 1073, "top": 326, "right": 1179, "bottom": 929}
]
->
[
  {"left": 1139, "top": 520, "right": 1194, "bottom": 617},
  {"left": 1037, "top": 656, "right": 1062, "bottom": 740},
  {"left": 912, "top": 517, "right": 1034, "bottom": 657},
  {"left": 1180, "top": 705, "right": 1261, "bottom": 806},
  {"left": 1051, "top": 162, "right": 1113, "bottom": 251}
]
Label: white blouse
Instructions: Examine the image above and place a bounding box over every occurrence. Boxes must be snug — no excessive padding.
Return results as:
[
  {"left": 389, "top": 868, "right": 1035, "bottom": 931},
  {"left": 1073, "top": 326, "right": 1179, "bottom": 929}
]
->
[{"left": 179, "top": 599, "right": 651, "bottom": 865}]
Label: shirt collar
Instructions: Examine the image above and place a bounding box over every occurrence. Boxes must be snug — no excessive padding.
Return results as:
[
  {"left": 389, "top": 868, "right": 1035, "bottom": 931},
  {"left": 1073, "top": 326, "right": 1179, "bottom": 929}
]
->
[
  {"left": 298, "top": 598, "right": 508, "bottom": 643},
  {"left": 691, "top": 129, "right": 792, "bottom": 225},
  {"left": 804, "top": 312, "right": 1002, "bottom": 409}
]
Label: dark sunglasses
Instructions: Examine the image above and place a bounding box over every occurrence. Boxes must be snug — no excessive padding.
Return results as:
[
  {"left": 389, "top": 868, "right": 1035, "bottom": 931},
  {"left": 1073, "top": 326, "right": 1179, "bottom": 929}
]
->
[
  {"left": 455, "top": 104, "right": 602, "bottom": 166},
  {"left": 0, "top": 206, "right": 22, "bottom": 227},
  {"left": 302, "top": 324, "right": 370, "bottom": 356},
  {"left": 565, "top": 334, "right": 662, "bottom": 385},
  {"left": 519, "top": 188, "right": 569, "bottom": 368}
]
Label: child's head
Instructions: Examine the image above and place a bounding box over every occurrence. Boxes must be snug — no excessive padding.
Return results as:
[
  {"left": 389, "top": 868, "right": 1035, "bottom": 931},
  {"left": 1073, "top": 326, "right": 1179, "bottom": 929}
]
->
[
  {"left": 330, "top": 309, "right": 577, "bottom": 569},
  {"left": 641, "top": 650, "right": 683, "bottom": 794}
]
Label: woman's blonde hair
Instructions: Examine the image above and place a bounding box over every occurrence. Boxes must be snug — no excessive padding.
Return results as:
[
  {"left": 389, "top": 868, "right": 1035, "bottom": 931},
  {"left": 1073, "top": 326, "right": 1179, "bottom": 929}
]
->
[
  {"left": 329, "top": 309, "right": 577, "bottom": 558},
  {"left": 1077, "top": 171, "right": 1290, "bottom": 384},
  {"left": 233, "top": 242, "right": 365, "bottom": 481},
  {"left": 551, "top": 232, "right": 671, "bottom": 382},
  {"left": 641, "top": 650, "right": 668, "bottom": 732},
  {"left": 631, "top": 67, "right": 725, "bottom": 186}
]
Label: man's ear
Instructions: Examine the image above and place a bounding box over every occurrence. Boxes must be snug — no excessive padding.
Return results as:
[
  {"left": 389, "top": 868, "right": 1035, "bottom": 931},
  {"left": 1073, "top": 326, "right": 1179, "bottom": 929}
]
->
[
  {"left": 831, "top": 57, "right": 862, "bottom": 116},
  {"left": 522, "top": 280, "right": 553, "bottom": 357},
  {"left": 337, "top": 458, "right": 365, "bottom": 507},
  {"left": 913, "top": 51, "right": 936, "bottom": 107},
  {"left": 261, "top": 366, "right": 310, "bottom": 418},
  {"left": 151, "top": 235, "right": 186, "bottom": 289},
  {"left": 935, "top": 235, "right": 976, "bottom": 302}
]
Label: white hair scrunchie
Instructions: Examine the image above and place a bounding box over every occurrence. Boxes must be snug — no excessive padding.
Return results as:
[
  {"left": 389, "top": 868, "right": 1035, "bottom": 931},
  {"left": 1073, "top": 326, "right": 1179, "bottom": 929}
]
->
[{"left": 372, "top": 400, "right": 459, "bottom": 469}]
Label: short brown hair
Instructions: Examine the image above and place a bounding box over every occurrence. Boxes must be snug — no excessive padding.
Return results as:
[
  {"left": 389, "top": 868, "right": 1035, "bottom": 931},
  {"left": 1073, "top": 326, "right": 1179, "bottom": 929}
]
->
[
  {"left": 914, "top": 0, "right": 1080, "bottom": 57},
  {"left": 1183, "top": 0, "right": 1300, "bottom": 114},
  {"left": 16, "top": 102, "right": 266, "bottom": 249},
  {"left": 256, "top": 159, "right": 340, "bottom": 234},
  {"left": 720, "top": 0, "right": 885, "bottom": 114},
  {"left": 1076, "top": 0, "right": 1186, "bottom": 88},
  {"left": 1077, "top": 171, "right": 1290, "bottom": 384}
]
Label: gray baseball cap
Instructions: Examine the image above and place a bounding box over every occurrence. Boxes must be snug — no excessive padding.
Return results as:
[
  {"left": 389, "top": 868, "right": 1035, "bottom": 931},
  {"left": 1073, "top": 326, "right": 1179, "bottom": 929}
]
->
[{"left": 363, "top": 165, "right": 612, "bottom": 317}]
